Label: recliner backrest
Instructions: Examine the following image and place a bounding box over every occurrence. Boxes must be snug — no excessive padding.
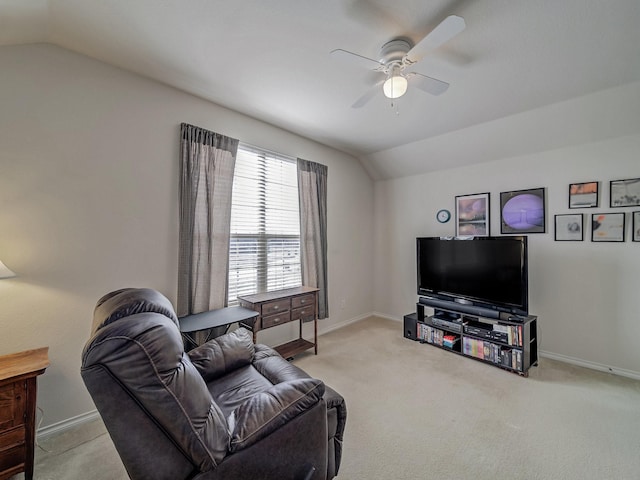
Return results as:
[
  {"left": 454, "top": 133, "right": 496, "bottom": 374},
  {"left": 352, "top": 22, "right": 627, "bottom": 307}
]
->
[{"left": 81, "top": 288, "right": 230, "bottom": 476}]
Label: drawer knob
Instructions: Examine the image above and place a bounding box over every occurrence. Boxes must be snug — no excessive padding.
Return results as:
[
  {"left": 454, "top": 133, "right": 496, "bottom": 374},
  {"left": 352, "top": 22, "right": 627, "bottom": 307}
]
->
[
  {"left": 300, "top": 300, "right": 306, "bottom": 304},
  {"left": 273, "top": 305, "right": 279, "bottom": 310}
]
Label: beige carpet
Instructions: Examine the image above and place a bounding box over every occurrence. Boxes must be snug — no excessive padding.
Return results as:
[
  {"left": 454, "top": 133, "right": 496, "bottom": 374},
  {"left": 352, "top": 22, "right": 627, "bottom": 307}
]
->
[
  {"left": 27, "top": 316, "right": 640, "bottom": 479},
  {"left": 295, "top": 317, "right": 640, "bottom": 480}
]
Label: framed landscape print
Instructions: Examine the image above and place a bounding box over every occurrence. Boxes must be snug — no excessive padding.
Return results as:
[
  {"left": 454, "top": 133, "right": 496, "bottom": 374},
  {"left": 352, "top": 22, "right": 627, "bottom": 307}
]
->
[
  {"left": 555, "top": 214, "right": 583, "bottom": 241},
  {"left": 633, "top": 211, "right": 640, "bottom": 242},
  {"left": 500, "top": 187, "right": 546, "bottom": 234},
  {"left": 591, "top": 213, "right": 625, "bottom": 242},
  {"left": 610, "top": 178, "right": 640, "bottom": 207},
  {"left": 569, "top": 181, "right": 598, "bottom": 208},
  {"left": 455, "top": 192, "right": 490, "bottom": 236}
]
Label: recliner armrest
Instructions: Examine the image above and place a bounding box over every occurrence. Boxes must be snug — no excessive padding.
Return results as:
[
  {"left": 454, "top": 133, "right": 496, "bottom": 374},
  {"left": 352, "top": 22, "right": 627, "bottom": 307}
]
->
[
  {"left": 227, "top": 378, "right": 325, "bottom": 452},
  {"left": 253, "top": 344, "right": 313, "bottom": 384},
  {"left": 188, "top": 328, "right": 255, "bottom": 381}
]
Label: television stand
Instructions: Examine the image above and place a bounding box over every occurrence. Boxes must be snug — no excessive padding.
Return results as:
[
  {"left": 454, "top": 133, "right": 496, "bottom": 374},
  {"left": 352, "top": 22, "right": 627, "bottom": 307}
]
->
[{"left": 404, "top": 299, "right": 538, "bottom": 376}]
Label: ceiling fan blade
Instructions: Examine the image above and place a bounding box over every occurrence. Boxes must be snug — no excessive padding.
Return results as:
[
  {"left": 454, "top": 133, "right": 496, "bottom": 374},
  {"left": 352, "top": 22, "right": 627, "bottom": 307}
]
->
[
  {"left": 351, "top": 81, "right": 384, "bottom": 108},
  {"left": 331, "top": 48, "right": 383, "bottom": 70},
  {"left": 406, "top": 15, "right": 466, "bottom": 63},
  {"left": 408, "top": 73, "right": 450, "bottom": 96}
]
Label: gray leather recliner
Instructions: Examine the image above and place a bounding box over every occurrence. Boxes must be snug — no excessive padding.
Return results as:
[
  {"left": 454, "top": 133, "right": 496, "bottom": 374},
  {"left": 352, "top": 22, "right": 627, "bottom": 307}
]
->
[{"left": 81, "top": 288, "right": 346, "bottom": 480}]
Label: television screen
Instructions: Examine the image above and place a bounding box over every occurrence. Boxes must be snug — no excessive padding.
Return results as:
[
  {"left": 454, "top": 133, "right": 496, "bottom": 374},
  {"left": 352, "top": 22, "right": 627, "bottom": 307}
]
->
[{"left": 416, "top": 236, "right": 528, "bottom": 315}]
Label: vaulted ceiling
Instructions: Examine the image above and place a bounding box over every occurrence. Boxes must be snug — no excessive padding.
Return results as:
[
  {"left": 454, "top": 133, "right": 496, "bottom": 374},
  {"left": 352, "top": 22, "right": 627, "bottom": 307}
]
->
[{"left": 2, "top": 0, "right": 640, "bottom": 179}]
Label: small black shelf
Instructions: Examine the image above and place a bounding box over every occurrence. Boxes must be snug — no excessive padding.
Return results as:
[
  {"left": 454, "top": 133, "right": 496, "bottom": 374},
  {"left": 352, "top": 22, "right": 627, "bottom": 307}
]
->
[
  {"left": 404, "top": 300, "right": 538, "bottom": 376},
  {"left": 416, "top": 317, "right": 462, "bottom": 353}
]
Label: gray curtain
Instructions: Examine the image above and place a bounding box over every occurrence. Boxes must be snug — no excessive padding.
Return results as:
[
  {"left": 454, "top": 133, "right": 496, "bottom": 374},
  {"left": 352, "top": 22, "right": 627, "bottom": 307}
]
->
[
  {"left": 297, "top": 158, "right": 328, "bottom": 319},
  {"left": 178, "top": 123, "right": 239, "bottom": 317}
]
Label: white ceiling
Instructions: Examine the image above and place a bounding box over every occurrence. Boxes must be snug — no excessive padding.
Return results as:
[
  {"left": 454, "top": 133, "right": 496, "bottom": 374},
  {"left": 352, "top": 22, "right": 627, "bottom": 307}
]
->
[{"left": 2, "top": 0, "right": 640, "bottom": 179}]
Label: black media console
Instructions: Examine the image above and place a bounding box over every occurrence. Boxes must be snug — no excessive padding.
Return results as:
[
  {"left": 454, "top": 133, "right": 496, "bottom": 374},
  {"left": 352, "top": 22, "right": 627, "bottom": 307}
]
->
[{"left": 404, "top": 297, "right": 538, "bottom": 376}]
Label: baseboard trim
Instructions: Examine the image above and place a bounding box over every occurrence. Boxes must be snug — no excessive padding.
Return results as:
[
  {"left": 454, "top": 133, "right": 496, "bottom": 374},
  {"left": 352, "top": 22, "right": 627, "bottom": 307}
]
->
[
  {"left": 371, "top": 311, "right": 640, "bottom": 381},
  {"left": 318, "top": 312, "right": 373, "bottom": 336},
  {"left": 40, "top": 319, "right": 638, "bottom": 442},
  {"left": 539, "top": 350, "right": 640, "bottom": 381},
  {"left": 371, "top": 311, "right": 402, "bottom": 322},
  {"left": 37, "top": 410, "right": 100, "bottom": 440}
]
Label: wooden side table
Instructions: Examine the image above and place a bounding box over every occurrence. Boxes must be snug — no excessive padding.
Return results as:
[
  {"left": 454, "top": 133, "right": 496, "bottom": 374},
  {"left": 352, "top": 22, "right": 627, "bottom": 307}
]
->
[
  {"left": 238, "top": 286, "right": 319, "bottom": 358},
  {"left": 0, "top": 347, "right": 49, "bottom": 480}
]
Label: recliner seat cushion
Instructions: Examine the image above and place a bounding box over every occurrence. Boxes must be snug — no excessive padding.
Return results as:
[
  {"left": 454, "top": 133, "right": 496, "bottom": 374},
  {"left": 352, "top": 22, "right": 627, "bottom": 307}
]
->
[{"left": 206, "top": 364, "right": 275, "bottom": 417}]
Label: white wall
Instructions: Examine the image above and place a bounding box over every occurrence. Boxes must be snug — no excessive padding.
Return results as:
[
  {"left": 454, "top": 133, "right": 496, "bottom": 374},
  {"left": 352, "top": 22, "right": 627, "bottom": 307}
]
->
[
  {"left": 374, "top": 132, "right": 640, "bottom": 377},
  {"left": 0, "top": 44, "right": 374, "bottom": 427}
]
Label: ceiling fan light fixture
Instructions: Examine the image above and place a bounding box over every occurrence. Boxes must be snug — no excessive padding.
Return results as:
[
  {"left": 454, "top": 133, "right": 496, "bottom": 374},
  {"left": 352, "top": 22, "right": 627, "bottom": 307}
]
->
[{"left": 383, "top": 74, "right": 408, "bottom": 99}]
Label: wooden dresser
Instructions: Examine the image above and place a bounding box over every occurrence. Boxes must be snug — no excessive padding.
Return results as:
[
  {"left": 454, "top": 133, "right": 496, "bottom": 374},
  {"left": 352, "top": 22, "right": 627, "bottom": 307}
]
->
[
  {"left": 0, "top": 347, "right": 49, "bottom": 480},
  {"left": 238, "top": 286, "right": 319, "bottom": 358}
]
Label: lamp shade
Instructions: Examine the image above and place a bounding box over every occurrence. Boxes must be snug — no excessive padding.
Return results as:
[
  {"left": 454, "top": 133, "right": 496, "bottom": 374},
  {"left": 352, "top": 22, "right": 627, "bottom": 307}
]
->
[
  {"left": 383, "top": 75, "right": 408, "bottom": 99},
  {"left": 0, "top": 260, "right": 16, "bottom": 279}
]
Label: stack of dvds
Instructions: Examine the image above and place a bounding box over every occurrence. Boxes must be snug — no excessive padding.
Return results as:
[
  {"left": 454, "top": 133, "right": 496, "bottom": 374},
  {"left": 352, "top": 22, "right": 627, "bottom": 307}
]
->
[{"left": 443, "top": 334, "right": 459, "bottom": 349}]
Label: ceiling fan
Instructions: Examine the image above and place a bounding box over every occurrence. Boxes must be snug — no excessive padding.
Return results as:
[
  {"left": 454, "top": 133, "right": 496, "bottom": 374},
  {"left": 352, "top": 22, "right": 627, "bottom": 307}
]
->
[{"left": 331, "top": 15, "right": 465, "bottom": 108}]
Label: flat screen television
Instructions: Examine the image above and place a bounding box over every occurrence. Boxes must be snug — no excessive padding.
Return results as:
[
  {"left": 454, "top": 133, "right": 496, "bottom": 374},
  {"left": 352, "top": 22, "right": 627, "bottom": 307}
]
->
[{"left": 416, "top": 236, "right": 528, "bottom": 316}]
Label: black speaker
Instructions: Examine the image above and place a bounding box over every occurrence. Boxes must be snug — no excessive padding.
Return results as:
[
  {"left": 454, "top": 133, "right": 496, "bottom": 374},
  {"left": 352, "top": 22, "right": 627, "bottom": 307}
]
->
[
  {"left": 403, "top": 314, "right": 418, "bottom": 340},
  {"left": 418, "top": 296, "right": 500, "bottom": 319}
]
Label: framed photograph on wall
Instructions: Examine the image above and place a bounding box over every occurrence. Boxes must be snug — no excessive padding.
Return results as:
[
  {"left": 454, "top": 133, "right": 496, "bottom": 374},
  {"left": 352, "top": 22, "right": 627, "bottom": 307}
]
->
[
  {"left": 633, "top": 211, "right": 640, "bottom": 242},
  {"left": 500, "top": 187, "right": 546, "bottom": 234},
  {"left": 610, "top": 178, "right": 640, "bottom": 207},
  {"left": 591, "top": 213, "right": 625, "bottom": 242},
  {"left": 569, "top": 181, "right": 598, "bottom": 208},
  {"left": 455, "top": 192, "right": 490, "bottom": 236},
  {"left": 555, "top": 214, "right": 583, "bottom": 241}
]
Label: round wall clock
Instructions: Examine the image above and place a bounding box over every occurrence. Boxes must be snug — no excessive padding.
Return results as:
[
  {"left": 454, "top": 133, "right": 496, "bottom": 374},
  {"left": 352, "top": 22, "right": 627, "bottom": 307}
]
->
[{"left": 436, "top": 209, "right": 451, "bottom": 223}]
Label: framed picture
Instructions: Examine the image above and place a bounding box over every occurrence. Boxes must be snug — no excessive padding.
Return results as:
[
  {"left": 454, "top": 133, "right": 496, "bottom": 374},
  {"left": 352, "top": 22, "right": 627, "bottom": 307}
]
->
[
  {"left": 500, "top": 187, "right": 546, "bottom": 234},
  {"left": 633, "top": 211, "right": 640, "bottom": 242},
  {"left": 610, "top": 178, "right": 640, "bottom": 207},
  {"left": 555, "top": 214, "right": 583, "bottom": 241},
  {"left": 569, "top": 181, "right": 598, "bottom": 208},
  {"left": 591, "top": 213, "right": 625, "bottom": 242},
  {"left": 455, "top": 192, "right": 490, "bottom": 236}
]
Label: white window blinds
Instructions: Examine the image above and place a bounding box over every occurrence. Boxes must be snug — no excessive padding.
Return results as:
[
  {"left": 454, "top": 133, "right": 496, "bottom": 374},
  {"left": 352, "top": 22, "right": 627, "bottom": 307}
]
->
[{"left": 227, "top": 144, "right": 301, "bottom": 305}]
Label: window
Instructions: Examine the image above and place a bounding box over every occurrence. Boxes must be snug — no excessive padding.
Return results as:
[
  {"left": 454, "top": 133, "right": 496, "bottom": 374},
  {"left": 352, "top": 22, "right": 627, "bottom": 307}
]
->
[{"left": 227, "top": 144, "right": 301, "bottom": 305}]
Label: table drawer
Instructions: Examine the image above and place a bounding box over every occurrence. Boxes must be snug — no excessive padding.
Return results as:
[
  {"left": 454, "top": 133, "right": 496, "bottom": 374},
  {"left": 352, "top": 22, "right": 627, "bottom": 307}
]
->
[
  {"left": 0, "top": 383, "right": 26, "bottom": 431},
  {"left": 0, "top": 426, "right": 26, "bottom": 451},
  {"left": 0, "top": 426, "right": 26, "bottom": 472},
  {"left": 291, "top": 306, "right": 315, "bottom": 322},
  {"left": 262, "top": 299, "right": 290, "bottom": 317},
  {"left": 291, "top": 294, "right": 315, "bottom": 309},
  {"left": 262, "top": 311, "right": 292, "bottom": 329},
  {"left": 0, "top": 444, "right": 25, "bottom": 474}
]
